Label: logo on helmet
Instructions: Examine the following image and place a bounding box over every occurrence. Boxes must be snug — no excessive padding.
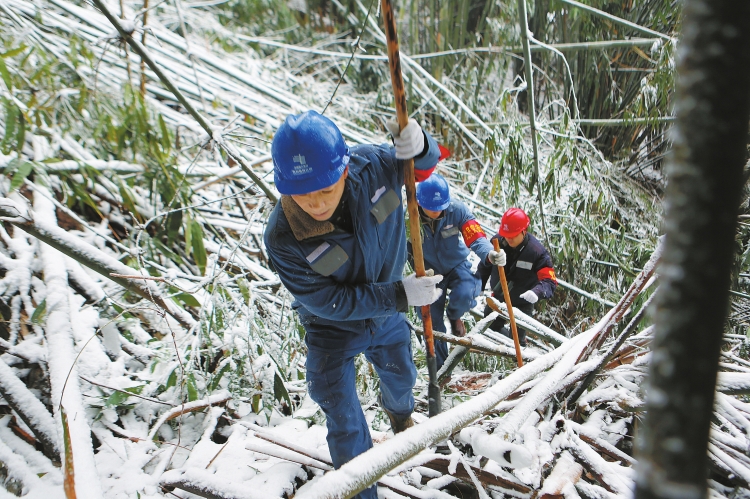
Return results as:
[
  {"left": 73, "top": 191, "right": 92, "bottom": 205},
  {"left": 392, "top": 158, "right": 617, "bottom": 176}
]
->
[{"left": 292, "top": 154, "right": 312, "bottom": 176}]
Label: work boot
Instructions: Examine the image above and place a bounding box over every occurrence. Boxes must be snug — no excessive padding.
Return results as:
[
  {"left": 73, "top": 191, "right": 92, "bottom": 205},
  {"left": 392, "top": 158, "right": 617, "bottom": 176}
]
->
[
  {"left": 385, "top": 409, "right": 414, "bottom": 434},
  {"left": 379, "top": 395, "right": 414, "bottom": 433},
  {"left": 450, "top": 318, "right": 466, "bottom": 337}
]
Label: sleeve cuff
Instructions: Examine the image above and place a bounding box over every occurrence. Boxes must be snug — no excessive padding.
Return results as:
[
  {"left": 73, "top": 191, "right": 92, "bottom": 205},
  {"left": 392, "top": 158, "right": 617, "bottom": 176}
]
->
[{"left": 395, "top": 280, "right": 409, "bottom": 312}]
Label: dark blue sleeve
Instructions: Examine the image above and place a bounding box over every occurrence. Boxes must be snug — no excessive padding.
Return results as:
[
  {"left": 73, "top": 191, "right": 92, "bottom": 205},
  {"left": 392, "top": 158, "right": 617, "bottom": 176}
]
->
[
  {"left": 265, "top": 234, "right": 401, "bottom": 322},
  {"left": 531, "top": 245, "right": 557, "bottom": 300}
]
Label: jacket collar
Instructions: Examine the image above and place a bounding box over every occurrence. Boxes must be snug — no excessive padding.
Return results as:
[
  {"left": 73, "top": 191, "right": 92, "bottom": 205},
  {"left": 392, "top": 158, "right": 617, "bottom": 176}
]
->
[{"left": 281, "top": 195, "right": 336, "bottom": 241}]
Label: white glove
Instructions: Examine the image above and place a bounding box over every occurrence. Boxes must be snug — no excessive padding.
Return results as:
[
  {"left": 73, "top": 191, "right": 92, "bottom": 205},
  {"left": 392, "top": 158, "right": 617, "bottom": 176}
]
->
[
  {"left": 385, "top": 118, "right": 425, "bottom": 159},
  {"left": 520, "top": 290, "right": 538, "bottom": 304},
  {"left": 402, "top": 272, "right": 443, "bottom": 307},
  {"left": 488, "top": 250, "right": 506, "bottom": 267}
]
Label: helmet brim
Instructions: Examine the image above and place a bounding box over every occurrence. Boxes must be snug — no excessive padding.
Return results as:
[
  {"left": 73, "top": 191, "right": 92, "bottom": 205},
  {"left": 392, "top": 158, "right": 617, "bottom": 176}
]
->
[
  {"left": 275, "top": 162, "right": 347, "bottom": 195},
  {"left": 498, "top": 228, "right": 524, "bottom": 238},
  {"left": 418, "top": 199, "right": 451, "bottom": 212}
]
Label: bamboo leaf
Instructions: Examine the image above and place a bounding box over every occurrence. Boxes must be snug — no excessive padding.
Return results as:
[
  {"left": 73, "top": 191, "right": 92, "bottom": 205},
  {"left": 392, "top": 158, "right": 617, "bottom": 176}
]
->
[
  {"left": 176, "top": 292, "right": 200, "bottom": 308},
  {"left": 30, "top": 297, "right": 46, "bottom": 324},
  {"left": 1, "top": 45, "right": 26, "bottom": 59},
  {"left": 273, "top": 371, "right": 291, "bottom": 407},
  {"left": 190, "top": 220, "right": 207, "bottom": 275},
  {"left": 2, "top": 101, "right": 18, "bottom": 154},
  {"left": 61, "top": 406, "right": 77, "bottom": 499},
  {"left": 10, "top": 160, "right": 32, "bottom": 191},
  {"left": 186, "top": 372, "right": 198, "bottom": 402},
  {"left": 0, "top": 57, "right": 12, "bottom": 91}
]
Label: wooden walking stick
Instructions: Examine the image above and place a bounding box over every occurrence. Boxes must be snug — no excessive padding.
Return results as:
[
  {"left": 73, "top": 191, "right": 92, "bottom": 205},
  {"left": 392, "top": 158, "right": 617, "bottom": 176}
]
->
[
  {"left": 380, "top": 0, "right": 441, "bottom": 416},
  {"left": 493, "top": 239, "right": 524, "bottom": 367}
]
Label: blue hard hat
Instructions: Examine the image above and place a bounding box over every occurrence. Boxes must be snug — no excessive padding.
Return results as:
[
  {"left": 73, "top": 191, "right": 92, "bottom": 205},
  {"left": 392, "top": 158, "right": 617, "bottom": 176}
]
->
[
  {"left": 417, "top": 173, "right": 450, "bottom": 211},
  {"left": 272, "top": 110, "right": 350, "bottom": 195}
]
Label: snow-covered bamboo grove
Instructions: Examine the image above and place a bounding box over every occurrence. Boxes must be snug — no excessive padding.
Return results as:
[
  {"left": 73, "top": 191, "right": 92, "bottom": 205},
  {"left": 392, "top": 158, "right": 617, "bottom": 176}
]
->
[{"left": 0, "top": 0, "right": 749, "bottom": 498}]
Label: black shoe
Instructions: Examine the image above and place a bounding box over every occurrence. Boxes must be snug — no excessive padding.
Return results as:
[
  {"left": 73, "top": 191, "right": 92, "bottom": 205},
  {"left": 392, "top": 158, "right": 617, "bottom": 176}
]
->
[
  {"left": 500, "top": 326, "right": 526, "bottom": 347},
  {"left": 450, "top": 318, "right": 466, "bottom": 337}
]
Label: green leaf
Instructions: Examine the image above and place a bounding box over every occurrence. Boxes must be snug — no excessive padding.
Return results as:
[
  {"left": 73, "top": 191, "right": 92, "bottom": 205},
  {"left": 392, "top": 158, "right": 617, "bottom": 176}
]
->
[
  {"left": 124, "top": 385, "right": 144, "bottom": 395},
  {"left": 1, "top": 45, "right": 27, "bottom": 59},
  {"left": 105, "top": 390, "right": 130, "bottom": 408},
  {"left": 165, "top": 368, "right": 178, "bottom": 389},
  {"left": 209, "top": 363, "right": 230, "bottom": 391},
  {"left": 238, "top": 278, "right": 251, "bottom": 305},
  {"left": 158, "top": 114, "right": 171, "bottom": 154},
  {"left": 2, "top": 101, "right": 17, "bottom": 154},
  {"left": 273, "top": 371, "right": 291, "bottom": 407},
  {"left": 0, "top": 58, "right": 12, "bottom": 91},
  {"left": 176, "top": 292, "right": 201, "bottom": 308},
  {"left": 186, "top": 373, "right": 199, "bottom": 402},
  {"left": 30, "top": 298, "right": 46, "bottom": 324},
  {"left": 190, "top": 221, "right": 207, "bottom": 275},
  {"left": 10, "top": 161, "right": 32, "bottom": 191}
]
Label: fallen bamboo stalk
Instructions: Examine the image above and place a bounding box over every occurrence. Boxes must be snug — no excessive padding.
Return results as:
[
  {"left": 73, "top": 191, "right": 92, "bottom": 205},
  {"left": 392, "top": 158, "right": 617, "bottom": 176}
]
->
[
  {"left": 420, "top": 456, "right": 531, "bottom": 493},
  {"left": 294, "top": 328, "right": 599, "bottom": 499},
  {"left": 88, "top": 0, "right": 278, "bottom": 202},
  {"left": 35, "top": 188, "right": 103, "bottom": 497},
  {"left": 0, "top": 196, "right": 196, "bottom": 329},
  {"left": 148, "top": 391, "right": 231, "bottom": 439},
  {"left": 486, "top": 297, "right": 567, "bottom": 345},
  {"left": 244, "top": 440, "right": 333, "bottom": 471},
  {"left": 538, "top": 452, "right": 583, "bottom": 498},
  {"left": 0, "top": 358, "right": 60, "bottom": 461}
]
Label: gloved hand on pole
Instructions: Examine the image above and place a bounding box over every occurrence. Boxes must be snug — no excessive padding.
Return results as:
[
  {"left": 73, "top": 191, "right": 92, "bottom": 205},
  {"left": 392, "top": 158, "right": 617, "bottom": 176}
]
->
[
  {"left": 488, "top": 249, "right": 507, "bottom": 267},
  {"left": 402, "top": 272, "right": 443, "bottom": 306},
  {"left": 386, "top": 119, "right": 426, "bottom": 159}
]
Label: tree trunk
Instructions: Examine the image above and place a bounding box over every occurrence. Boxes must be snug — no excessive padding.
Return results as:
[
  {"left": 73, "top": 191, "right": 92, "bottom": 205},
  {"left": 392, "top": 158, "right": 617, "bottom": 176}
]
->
[{"left": 634, "top": 1, "right": 750, "bottom": 498}]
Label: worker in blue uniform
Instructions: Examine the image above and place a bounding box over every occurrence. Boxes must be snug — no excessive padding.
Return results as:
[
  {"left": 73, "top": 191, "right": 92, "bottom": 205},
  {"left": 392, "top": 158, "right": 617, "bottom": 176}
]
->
[
  {"left": 476, "top": 208, "right": 557, "bottom": 347},
  {"left": 263, "top": 110, "right": 444, "bottom": 499},
  {"left": 408, "top": 173, "right": 506, "bottom": 368}
]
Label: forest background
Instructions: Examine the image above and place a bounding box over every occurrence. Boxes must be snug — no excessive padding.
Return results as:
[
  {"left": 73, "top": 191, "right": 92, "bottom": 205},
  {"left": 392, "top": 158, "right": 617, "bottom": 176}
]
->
[{"left": 2, "top": 0, "right": 749, "bottom": 497}]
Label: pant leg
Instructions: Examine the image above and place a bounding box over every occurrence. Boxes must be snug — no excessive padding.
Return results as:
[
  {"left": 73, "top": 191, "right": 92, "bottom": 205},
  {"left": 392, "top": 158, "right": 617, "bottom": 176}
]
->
[
  {"left": 416, "top": 279, "right": 449, "bottom": 369},
  {"left": 445, "top": 262, "right": 482, "bottom": 321},
  {"left": 484, "top": 304, "right": 507, "bottom": 333},
  {"left": 306, "top": 346, "right": 378, "bottom": 499},
  {"left": 364, "top": 314, "right": 417, "bottom": 419}
]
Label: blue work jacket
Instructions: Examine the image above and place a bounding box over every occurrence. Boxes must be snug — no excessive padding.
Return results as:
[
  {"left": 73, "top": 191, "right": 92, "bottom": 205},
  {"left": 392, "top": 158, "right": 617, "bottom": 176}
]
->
[
  {"left": 264, "top": 136, "right": 440, "bottom": 344},
  {"left": 409, "top": 200, "right": 494, "bottom": 276}
]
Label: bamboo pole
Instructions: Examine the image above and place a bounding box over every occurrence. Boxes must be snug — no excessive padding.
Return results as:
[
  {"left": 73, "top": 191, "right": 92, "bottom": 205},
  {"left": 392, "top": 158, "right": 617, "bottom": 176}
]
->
[
  {"left": 380, "top": 0, "right": 441, "bottom": 417},
  {"left": 559, "top": 0, "right": 672, "bottom": 41},
  {"left": 517, "top": 0, "right": 549, "bottom": 248}
]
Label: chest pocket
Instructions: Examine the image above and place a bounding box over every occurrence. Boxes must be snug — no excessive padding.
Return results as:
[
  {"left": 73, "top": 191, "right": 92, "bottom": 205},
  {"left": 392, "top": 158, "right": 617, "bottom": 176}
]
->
[
  {"left": 370, "top": 187, "right": 400, "bottom": 249},
  {"left": 370, "top": 188, "right": 400, "bottom": 224},
  {"left": 441, "top": 226, "right": 460, "bottom": 238},
  {"left": 307, "top": 242, "right": 349, "bottom": 277}
]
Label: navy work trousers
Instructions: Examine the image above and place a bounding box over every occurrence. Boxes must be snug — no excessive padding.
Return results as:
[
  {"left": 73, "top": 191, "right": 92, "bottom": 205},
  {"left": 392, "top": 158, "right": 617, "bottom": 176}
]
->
[
  {"left": 305, "top": 313, "right": 417, "bottom": 499},
  {"left": 418, "top": 261, "right": 481, "bottom": 369}
]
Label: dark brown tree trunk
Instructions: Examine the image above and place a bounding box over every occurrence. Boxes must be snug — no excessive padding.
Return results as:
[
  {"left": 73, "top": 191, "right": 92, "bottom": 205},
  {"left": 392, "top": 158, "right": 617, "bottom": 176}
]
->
[{"left": 634, "top": 1, "right": 750, "bottom": 498}]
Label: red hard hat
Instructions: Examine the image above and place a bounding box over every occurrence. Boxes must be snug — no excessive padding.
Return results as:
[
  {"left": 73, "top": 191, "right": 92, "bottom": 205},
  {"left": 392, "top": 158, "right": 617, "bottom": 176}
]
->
[{"left": 498, "top": 208, "right": 530, "bottom": 238}]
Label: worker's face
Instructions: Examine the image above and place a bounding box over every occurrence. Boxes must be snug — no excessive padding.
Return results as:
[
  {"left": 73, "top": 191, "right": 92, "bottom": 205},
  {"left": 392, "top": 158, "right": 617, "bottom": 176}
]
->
[
  {"left": 291, "top": 168, "right": 349, "bottom": 221},
  {"left": 422, "top": 208, "right": 442, "bottom": 219},
  {"left": 504, "top": 231, "right": 525, "bottom": 248}
]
